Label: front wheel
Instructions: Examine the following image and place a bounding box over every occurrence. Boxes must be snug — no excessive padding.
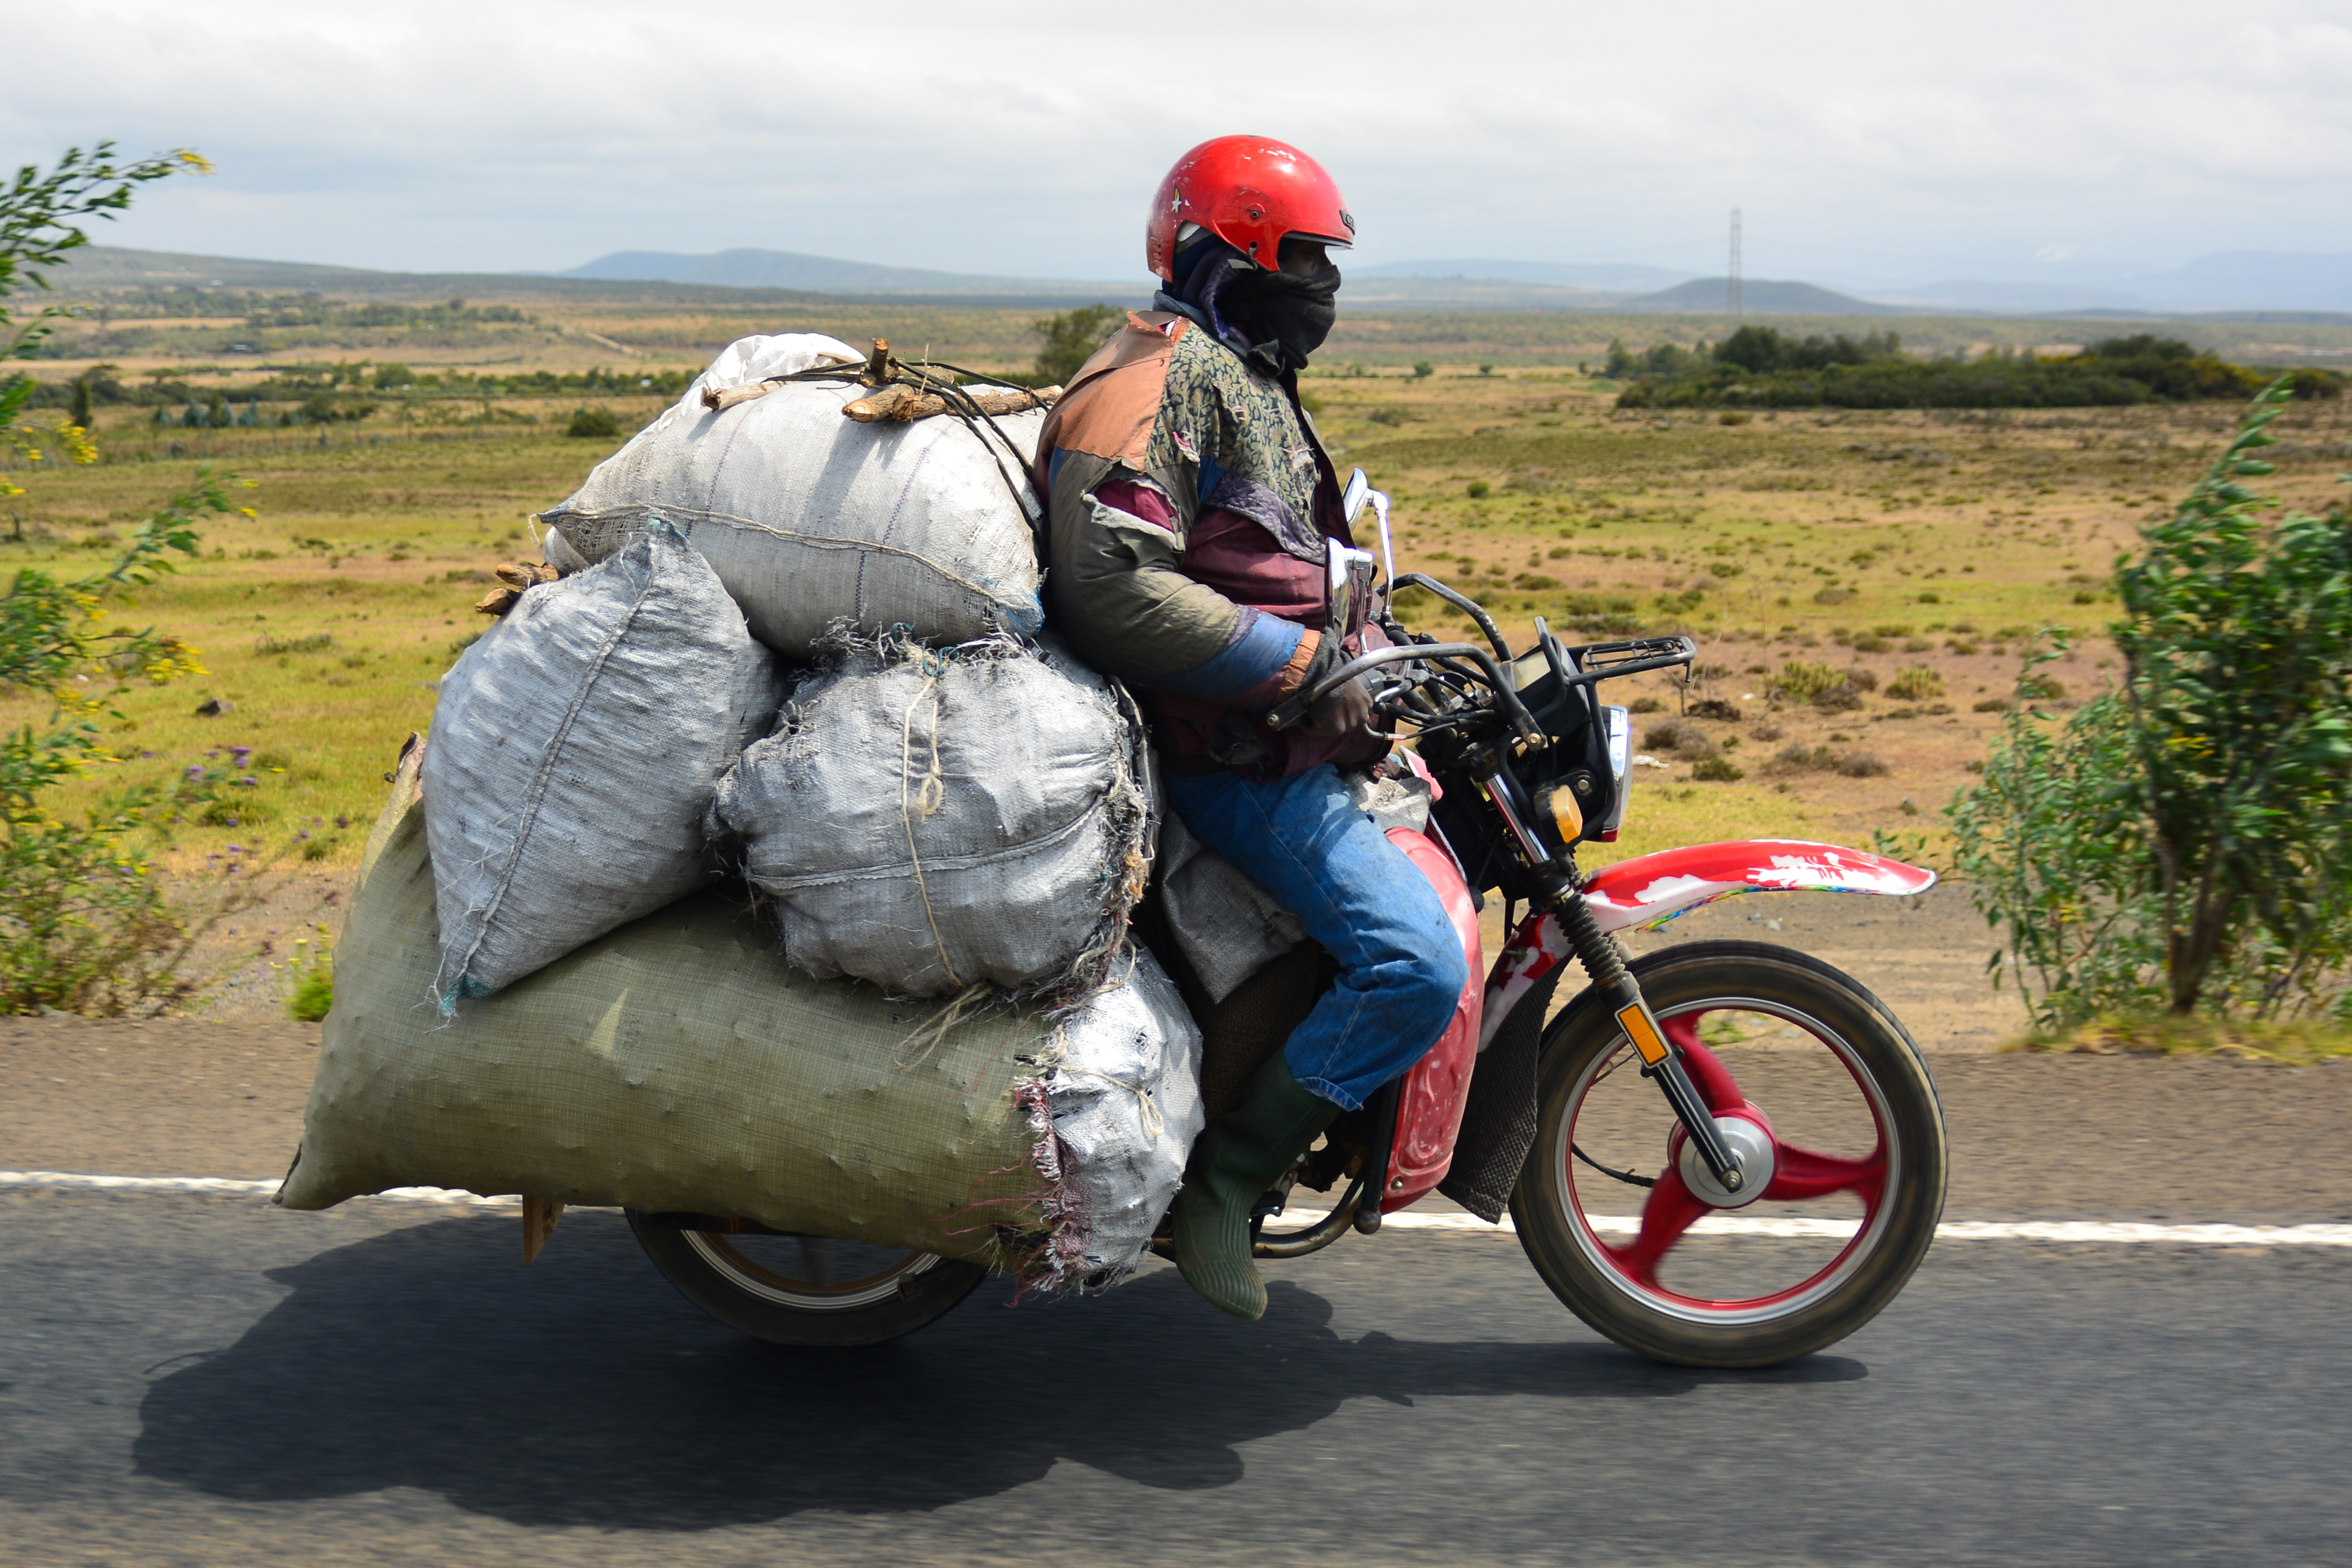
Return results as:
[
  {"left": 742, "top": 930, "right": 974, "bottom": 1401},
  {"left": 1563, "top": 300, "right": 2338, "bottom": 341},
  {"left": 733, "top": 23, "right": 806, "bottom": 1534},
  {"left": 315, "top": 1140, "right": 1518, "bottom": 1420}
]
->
[
  {"left": 626, "top": 1212, "right": 989, "bottom": 1347},
  {"left": 1512, "top": 941, "right": 1947, "bottom": 1367}
]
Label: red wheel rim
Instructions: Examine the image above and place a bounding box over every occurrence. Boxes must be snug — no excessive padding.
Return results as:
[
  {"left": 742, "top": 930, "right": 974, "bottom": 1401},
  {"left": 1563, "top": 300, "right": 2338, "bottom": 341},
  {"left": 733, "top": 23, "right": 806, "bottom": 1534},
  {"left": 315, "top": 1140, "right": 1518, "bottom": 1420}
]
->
[{"left": 1553, "top": 995, "right": 1896, "bottom": 1325}]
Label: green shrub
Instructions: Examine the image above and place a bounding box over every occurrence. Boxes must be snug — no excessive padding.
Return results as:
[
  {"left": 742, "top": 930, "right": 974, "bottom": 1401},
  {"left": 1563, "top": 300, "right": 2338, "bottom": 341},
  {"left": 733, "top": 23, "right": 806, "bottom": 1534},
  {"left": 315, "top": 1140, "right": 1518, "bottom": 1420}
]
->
[
  {"left": 1028, "top": 303, "right": 1124, "bottom": 386},
  {"left": 1690, "top": 755, "right": 1745, "bottom": 782},
  {"left": 1616, "top": 334, "right": 2263, "bottom": 412},
  {"left": 1887, "top": 666, "right": 1947, "bottom": 701},
  {"left": 564, "top": 405, "right": 621, "bottom": 439},
  {"left": 1769, "top": 659, "right": 1844, "bottom": 700},
  {"left": 0, "top": 144, "right": 253, "bottom": 1015},
  {"left": 286, "top": 930, "right": 333, "bottom": 1021},
  {"left": 1951, "top": 382, "right": 2352, "bottom": 1025}
]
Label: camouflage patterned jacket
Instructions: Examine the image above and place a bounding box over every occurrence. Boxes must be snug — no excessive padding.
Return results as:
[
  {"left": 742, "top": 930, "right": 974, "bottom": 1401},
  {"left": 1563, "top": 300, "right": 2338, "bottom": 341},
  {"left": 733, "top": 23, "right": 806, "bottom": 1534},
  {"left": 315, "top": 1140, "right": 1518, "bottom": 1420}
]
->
[{"left": 1034, "top": 307, "right": 1388, "bottom": 780}]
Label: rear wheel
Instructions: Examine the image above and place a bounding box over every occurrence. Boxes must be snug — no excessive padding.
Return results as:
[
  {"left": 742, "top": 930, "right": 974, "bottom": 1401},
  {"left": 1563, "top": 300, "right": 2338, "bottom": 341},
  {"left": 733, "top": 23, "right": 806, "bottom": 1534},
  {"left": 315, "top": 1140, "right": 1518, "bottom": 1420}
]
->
[
  {"left": 1512, "top": 941, "right": 1947, "bottom": 1367},
  {"left": 626, "top": 1212, "right": 988, "bottom": 1347}
]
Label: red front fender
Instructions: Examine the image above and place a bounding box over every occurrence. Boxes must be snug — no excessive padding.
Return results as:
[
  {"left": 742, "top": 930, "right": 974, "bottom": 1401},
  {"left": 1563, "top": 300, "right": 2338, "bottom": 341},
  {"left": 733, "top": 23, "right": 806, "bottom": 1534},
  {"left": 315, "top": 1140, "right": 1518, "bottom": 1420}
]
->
[
  {"left": 1582, "top": 838, "right": 1935, "bottom": 935},
  {"left": 1478, "top": 840, "right": 1934, "bottom": 1052}
]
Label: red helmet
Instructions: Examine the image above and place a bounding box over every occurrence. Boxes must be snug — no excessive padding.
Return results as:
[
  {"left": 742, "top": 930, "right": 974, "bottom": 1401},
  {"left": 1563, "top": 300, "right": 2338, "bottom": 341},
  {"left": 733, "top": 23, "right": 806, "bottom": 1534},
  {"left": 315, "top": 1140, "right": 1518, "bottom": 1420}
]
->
[{"left": 1145, "top": 136, "right": 1355, "bottom": 281}]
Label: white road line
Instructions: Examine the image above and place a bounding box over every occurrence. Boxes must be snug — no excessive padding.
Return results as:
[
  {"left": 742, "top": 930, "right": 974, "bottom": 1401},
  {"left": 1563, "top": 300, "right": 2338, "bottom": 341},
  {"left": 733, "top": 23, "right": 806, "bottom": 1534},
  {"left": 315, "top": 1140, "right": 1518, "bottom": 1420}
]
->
[
  {"left": 0, "top": 1170, "right": 517, "bottom": 1208},
  {"left": 1284, "top": 1210, "right": 2352, "bottom": 1246},
  {"left": 5, "top": 1171, "right": 2347, "bottom": 1247}
]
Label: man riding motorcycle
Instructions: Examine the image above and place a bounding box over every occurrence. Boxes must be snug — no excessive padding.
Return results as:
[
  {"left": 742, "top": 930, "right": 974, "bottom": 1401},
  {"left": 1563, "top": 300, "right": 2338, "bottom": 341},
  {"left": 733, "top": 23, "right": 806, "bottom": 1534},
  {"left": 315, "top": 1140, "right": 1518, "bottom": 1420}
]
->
[{"left": 1035, "top": 136, "right": 1468, "bottom": 1320}]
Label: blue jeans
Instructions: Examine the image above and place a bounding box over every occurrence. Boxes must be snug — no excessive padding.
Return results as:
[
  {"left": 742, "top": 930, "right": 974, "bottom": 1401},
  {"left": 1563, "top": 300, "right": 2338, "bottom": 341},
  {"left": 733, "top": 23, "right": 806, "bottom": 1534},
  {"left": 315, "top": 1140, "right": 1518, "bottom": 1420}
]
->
[{"left": 1164, "top": 764, "right": 1469, "bottom": 1112}]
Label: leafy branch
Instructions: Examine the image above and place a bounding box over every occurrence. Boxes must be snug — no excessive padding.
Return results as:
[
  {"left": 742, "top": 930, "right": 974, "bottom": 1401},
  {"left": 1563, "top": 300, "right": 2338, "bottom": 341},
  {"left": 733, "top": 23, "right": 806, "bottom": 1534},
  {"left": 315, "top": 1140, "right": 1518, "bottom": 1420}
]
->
[{"left": 1, "top": 143, "right": 211, "bottom": 367}]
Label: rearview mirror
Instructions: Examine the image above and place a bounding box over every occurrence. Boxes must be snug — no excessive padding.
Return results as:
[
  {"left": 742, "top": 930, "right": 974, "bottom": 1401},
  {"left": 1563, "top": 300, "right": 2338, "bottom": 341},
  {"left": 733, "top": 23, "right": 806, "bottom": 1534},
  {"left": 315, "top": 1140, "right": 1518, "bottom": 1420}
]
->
[{"left": 1342, "top": 467, "right": 1370, "bottom": 524}]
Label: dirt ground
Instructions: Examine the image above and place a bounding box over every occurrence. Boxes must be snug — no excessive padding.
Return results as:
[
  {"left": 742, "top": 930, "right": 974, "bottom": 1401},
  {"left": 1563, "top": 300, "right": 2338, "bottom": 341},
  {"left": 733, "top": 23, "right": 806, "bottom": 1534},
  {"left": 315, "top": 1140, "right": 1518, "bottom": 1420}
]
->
[{"left": 7, "top": 885, "right": 2346, "bottom": 1226}]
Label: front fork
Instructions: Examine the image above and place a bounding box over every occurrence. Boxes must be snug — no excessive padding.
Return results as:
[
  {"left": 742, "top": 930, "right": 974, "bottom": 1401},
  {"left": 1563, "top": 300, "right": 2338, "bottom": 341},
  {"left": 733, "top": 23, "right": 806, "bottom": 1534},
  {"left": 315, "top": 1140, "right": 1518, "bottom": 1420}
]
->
[
  {"left": 1540, "top": 868, "right": 1749, "bottom": 1194},
  {"left": 1479, "top": 772, "right": 1748, "bottom": 1191}
]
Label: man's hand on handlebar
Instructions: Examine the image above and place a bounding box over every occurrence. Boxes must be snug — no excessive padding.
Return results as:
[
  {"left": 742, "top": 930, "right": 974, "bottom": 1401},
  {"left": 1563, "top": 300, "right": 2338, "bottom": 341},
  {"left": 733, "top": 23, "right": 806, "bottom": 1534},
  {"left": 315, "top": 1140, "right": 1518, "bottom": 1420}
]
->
[{"left": 1303, "top": 675, "right": 1373, "bottom": 737}]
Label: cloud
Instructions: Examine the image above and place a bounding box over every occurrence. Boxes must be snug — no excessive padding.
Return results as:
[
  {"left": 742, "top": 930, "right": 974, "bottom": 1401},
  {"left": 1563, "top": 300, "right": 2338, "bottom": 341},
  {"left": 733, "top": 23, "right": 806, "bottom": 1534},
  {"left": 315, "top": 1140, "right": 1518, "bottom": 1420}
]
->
[{"left": 5, "top": 0, "right": 2349, "bottom": 284}]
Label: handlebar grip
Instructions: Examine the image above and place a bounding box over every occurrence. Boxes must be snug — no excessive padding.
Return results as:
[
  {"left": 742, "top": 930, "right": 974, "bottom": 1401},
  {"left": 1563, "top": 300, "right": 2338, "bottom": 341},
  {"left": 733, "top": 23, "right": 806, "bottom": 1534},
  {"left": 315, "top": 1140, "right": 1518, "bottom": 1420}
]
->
[{"left": 1267, "top": 690, "right": 1315, "bottom": 732}]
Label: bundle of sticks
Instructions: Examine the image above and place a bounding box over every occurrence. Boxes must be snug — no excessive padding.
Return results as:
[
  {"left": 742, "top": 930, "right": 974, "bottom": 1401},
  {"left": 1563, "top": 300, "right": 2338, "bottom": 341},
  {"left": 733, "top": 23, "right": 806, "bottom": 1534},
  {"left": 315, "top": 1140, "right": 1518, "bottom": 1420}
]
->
[{"left": 698, "top": 339, "right": 1061, "bottom": 423}]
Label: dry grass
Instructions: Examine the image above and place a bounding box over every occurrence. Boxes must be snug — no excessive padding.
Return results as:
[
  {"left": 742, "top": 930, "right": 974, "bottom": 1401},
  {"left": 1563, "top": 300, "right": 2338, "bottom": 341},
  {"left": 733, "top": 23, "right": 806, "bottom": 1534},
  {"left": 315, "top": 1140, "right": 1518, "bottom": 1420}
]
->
[
  {"left": 2013, "top": 1012, "right": 2352, "bottom": 1063},
  {"left": 7, "top": 339, "right": 2346, "bottom": 890}
]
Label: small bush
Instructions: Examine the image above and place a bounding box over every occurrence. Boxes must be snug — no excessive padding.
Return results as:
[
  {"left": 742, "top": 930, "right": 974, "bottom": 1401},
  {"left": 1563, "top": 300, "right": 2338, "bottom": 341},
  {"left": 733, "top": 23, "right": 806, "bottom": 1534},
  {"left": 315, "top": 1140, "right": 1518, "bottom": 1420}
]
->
[
  {"left": 286, "top": 931, "right": 333, "bottom": 1021},
  {"left": 565, "top": 406, "right": 621, "bottom": 439},
  {"left": 1887, "top": 666, "right": 1948, "bottom": 701},
  {"left": 1812, "top": 685, "right": 1865, "bottom": 713},
  {"left": 1844, "top": 667, "right": 1880, "bottom": 693},
  {"left": 1466, "top": 480, "right": 1491, "bottom": 498},
  {"left": 1028, "top": 303, "right": 1124, "bottom": 385},
  {"left": 1628, "top": 697, "right": 1664, "bottom": 713},
  {"left": 1769, "top": 660, "right": 1845, "bottom": 700},
  {"left": 1691, "top": 755, "right": 1746, "bottom": 781},
  {"left": 2016, "top": 671, "right": 2067, "bottom": 701},
  {"left": 1689, "top": 698, "right": 1743, "bottom": 721},
  {"left": 1973, "top": 697, "right": 2013, "bottom": 713},
  {"left": 1643, "top": 718, "right": 1718, "bottom": 759},
  {"left": 1769, "top": 743, "right": 1836, "bottom": 773},
  {"left": 254, "top": 631, "right": 335, "bottom": 655},
  {"left": 1836, "top": 752, "right": 1888, "bottom": 778}
]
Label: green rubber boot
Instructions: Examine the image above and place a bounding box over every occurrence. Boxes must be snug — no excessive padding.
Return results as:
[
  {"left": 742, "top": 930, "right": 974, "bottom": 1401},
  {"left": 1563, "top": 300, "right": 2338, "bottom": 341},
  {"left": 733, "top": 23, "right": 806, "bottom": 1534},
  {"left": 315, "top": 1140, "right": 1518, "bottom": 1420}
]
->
[{"left": 1170, "top": 1055, "right": 1340, "bottom": 1321}]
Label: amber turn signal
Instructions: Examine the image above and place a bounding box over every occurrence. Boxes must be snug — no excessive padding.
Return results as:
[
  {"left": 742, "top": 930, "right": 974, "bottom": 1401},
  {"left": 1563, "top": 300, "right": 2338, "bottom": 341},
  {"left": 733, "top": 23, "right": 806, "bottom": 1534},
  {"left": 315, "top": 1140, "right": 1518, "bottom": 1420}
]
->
[{"left": 1538, "top": 782, "right": 1584, "bottom": 847}]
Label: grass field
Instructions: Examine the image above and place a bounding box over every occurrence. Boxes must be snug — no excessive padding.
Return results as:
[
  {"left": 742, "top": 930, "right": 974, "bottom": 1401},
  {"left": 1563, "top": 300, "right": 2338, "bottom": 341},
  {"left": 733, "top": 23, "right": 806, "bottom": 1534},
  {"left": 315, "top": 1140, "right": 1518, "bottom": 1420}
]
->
[{"left": 5, "top": 350, "right": 2348, "bottom": 897}]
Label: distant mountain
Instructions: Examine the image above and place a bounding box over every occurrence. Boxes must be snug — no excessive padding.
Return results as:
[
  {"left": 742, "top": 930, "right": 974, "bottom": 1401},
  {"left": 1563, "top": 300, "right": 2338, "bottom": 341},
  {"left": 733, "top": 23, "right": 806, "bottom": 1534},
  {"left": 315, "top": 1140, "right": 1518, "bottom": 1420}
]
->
[
  {"left": 1622, "top": 277, "right": 1907, "bottom": 315},
  {"left": 561, "top": 247, "right": 1143, "bottom": 300},
  {"left": 2138, "top": 250, "right": 2352, "bottom": 312},
  {"left": 39, "top": 247, "right": 415, "bottom": 291},
  {"left": 1862, "top": 280, "right": 2158, "bottom": 314},
  {"left": 1858, "top": 250, "right": 2352, "bottom": 314},
  {"left": 1340, "top": 276, "right": 1636, "bottom": 309},
  {"left": 40, "top": 245, "right": 837, "bottom": 305},
  {"left": 1354, "top": 258, "right": 1695, "bottom": 292}
]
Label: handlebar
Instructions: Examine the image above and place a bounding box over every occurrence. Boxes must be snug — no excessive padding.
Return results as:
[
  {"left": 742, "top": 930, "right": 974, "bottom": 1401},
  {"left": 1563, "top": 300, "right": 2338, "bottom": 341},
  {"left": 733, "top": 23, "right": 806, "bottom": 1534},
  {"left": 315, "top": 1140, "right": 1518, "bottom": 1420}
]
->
[{"left": 1267, "top": 642, "right": 1547, "bottom": 747}]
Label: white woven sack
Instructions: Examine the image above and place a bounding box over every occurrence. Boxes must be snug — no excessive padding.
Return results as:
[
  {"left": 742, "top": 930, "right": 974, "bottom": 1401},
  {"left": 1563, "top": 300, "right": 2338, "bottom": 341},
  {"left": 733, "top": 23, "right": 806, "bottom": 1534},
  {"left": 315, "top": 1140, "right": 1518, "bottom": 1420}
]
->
[
  {"left": 712, "top": 636, "right": 1151, "bottom": 999},
  {"left": 538, "top": 332, "right": 1046, "bottom": 656},
  {"left": 422, "top": 521, "right": 786, "bottom": 1005},
  {"left": 1040, "top": 951, "right": 1204, "bottom": 1280}
]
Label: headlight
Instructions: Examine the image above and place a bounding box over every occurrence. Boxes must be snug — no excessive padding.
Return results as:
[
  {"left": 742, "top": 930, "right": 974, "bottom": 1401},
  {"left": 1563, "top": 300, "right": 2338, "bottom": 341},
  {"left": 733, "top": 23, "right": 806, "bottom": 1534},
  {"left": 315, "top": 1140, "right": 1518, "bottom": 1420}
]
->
[{"left": 1593, "top": 705, "right": 1633, "bottom": 843}]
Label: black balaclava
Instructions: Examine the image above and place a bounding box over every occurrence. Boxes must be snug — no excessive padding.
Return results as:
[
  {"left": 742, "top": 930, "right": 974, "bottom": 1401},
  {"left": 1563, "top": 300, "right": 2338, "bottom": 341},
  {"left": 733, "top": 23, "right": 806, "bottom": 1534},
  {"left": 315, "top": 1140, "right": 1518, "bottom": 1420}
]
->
[{"left": 1172, "top": 235, "right": 1341, "bottom": 377}]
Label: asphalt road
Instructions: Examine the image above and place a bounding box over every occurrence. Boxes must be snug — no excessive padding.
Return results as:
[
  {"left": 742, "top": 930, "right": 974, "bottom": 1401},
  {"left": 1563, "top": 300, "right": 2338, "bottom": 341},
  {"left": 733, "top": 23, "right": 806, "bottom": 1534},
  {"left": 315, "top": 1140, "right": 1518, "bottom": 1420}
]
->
[{"left": 3, "top": 1190, "right": 2347, "bottom": 1568}]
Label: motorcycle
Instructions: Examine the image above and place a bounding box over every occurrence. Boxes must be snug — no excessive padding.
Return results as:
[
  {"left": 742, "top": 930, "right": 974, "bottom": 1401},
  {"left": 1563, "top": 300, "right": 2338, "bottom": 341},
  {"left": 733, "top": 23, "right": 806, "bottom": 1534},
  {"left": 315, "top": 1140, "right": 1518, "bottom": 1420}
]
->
[{"left": 628, "top": 470, "right": 1947, "bottom": 1367}]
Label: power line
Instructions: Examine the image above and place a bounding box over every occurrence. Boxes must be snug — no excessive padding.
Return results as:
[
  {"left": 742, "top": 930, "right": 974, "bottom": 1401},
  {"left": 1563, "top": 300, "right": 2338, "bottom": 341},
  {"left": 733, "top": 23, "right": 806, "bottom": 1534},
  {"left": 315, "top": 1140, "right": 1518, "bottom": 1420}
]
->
[{"left": 1728, "top": 206, "right": 1743, "bottom": 315}]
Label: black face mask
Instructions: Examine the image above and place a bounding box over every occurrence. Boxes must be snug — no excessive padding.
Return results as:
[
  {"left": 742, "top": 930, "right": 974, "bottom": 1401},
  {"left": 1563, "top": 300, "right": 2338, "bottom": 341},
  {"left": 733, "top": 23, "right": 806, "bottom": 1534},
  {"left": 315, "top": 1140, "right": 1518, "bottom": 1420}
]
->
[{"left": 1218, "top": 260, "right": 1341, "bottom": 376}]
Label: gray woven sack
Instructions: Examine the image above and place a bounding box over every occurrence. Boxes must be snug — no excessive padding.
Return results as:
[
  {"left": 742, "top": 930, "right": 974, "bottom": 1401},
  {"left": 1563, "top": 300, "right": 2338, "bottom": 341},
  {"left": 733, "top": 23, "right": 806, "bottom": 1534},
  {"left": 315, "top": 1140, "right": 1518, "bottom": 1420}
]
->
[
  {"left": 712, "top": 633, "right": 1152, "bottom": 1000},
  {"left": 422, "top": 521, "right": 786, "bottom": 1006}
]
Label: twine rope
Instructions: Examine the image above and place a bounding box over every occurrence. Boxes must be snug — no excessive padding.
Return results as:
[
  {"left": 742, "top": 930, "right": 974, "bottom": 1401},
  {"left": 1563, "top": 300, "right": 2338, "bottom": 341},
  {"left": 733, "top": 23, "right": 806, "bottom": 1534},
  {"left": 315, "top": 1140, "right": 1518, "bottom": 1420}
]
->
[{"left": 897, "top": 671, "right": 962, "bottom": 991}]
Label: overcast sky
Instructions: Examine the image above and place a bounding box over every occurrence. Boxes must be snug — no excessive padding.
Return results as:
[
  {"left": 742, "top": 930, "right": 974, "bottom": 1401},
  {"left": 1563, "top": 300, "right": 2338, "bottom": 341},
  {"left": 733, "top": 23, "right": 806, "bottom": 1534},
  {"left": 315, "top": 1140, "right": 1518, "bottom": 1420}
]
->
[{"left": 7, "top": 0, "right": 2349, "bottom": 287}]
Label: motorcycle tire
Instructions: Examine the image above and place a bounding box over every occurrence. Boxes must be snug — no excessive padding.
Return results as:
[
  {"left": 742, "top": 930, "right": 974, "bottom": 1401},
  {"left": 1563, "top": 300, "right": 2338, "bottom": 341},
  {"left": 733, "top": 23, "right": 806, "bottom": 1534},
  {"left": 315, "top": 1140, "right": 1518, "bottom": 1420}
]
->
[
  {"left": 1512, "top": 940, "right": 1947, "bottom": 1368},
  {"left": 626, "top": 1212, "right": 989, "bottom": 1348}
]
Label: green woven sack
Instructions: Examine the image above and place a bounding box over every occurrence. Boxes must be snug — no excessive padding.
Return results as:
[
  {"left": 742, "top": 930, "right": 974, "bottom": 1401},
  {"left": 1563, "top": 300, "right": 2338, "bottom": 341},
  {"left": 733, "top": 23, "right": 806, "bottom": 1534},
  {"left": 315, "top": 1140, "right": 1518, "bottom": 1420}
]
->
[{"left": 276, "top": 736, "right": 1197, "bottom": 1281}]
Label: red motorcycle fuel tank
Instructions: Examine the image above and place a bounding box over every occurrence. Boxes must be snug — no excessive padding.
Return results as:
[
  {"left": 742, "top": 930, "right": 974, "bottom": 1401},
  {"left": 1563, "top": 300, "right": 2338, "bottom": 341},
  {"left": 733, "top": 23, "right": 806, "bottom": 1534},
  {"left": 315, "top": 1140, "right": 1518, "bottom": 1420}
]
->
[{"left": 1380, "top": 826, "right": 1485, "bottom": 1211}]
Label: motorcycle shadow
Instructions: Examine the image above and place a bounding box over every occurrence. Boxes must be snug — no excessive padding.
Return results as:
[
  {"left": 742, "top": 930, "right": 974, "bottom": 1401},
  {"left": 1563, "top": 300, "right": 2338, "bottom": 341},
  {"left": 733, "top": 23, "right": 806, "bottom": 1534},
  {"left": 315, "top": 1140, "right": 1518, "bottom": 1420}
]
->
[{"left": 135, "top": 1209, "right": 1861, "bottom": 1531}]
